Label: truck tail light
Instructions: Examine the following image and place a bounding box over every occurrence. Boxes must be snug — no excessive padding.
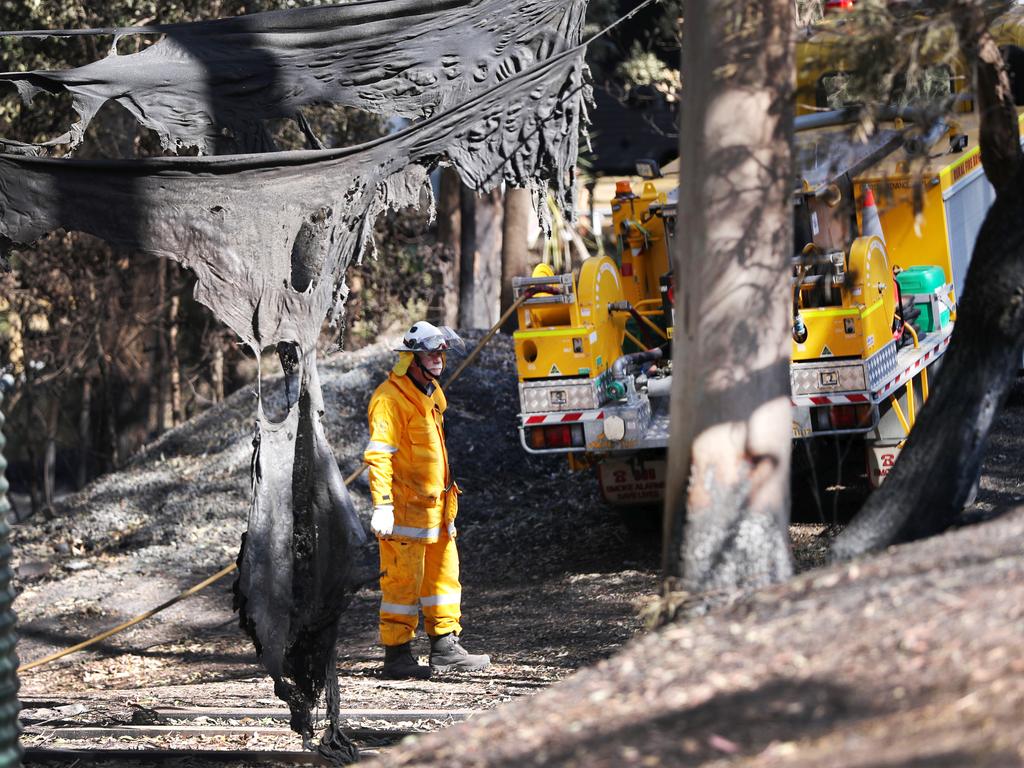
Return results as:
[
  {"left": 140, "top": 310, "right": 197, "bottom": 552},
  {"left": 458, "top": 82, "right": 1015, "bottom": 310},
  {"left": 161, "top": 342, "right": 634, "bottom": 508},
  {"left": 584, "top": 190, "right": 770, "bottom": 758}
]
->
[
  {"left": 828, "top": 404, "right": 871, "bottom": 430},
  {"left": 526, "top": 424, "right": 585, "bottom": 449}
]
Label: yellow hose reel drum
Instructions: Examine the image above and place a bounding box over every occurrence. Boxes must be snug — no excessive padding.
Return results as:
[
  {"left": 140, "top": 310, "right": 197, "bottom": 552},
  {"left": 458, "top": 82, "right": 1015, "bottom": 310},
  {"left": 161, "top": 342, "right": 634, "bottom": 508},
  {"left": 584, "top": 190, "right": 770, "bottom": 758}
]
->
[
  {"left": 847, "top": 234, "right": 897, "bottom": 357},
  {"left": 577, "top": 255, "right": 628, "bottom": 357}
]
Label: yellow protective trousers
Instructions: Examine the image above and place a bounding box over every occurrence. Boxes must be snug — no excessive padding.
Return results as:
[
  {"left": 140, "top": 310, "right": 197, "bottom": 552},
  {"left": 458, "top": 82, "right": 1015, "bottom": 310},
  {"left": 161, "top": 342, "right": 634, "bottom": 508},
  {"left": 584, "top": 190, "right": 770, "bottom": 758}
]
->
[{"left": 378, "top": 527, "right": 462, "bottom": 646}]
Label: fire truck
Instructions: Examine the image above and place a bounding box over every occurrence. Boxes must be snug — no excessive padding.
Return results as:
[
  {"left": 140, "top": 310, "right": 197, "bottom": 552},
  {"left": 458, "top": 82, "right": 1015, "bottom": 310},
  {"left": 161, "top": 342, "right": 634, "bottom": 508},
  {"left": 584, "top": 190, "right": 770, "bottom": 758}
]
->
[
  {"left": 508, "top": 4, "right": 1024, "bottom": 508},
  {"left": 507, "top": 100, "right": 1022, "bottom": 510},
  {"left": 510, "top": 174, "right": 675, "bottom": 506}
]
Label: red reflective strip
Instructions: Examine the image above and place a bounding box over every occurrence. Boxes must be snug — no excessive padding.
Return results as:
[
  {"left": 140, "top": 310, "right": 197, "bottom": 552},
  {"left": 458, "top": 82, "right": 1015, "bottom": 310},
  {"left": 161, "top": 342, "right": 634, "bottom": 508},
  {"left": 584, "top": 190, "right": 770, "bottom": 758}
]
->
[
  {"left": 810, "top": 396, "right": 831, "bottom": 405},
  {"left": 848, "top": 393, "right": 869, "bottom": 402},
  {"left": 561, "top": 412, "right": 583, "bottom": 422},
  {"left": 525, "top": 415, "right": 546, "bottom": 425}
]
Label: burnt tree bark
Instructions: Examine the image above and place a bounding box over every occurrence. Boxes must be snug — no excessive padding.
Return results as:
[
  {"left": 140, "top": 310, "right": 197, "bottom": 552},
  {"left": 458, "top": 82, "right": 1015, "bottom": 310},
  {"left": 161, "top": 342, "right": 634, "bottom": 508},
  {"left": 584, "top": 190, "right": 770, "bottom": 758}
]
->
[
  {"left": 663, "top": 0, "right": 795, "bottom": 594},
  {"left": 832, "top": 16, "right": 1024, "bottom": 559}
]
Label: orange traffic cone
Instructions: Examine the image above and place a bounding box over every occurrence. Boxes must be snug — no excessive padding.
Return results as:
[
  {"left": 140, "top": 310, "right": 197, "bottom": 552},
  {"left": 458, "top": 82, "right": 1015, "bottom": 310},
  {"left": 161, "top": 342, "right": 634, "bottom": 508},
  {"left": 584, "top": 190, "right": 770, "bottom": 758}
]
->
[{"left": 861, "top": 185, "right": 885, "bottom": 243}]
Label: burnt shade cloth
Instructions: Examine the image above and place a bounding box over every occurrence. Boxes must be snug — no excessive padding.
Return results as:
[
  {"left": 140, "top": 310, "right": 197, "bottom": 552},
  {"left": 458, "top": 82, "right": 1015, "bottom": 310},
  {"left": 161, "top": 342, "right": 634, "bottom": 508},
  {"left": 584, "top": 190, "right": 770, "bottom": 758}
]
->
[{"left": 0, "top": 0, "right": 586, "bottom": 154}]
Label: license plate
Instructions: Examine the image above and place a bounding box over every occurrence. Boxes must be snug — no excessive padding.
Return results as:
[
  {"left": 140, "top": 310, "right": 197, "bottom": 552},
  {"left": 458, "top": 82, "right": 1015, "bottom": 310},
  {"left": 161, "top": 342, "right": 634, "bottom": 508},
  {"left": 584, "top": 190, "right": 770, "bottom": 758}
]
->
[{"left": 597, "top": 457, "right": 666, "bottom": 505}]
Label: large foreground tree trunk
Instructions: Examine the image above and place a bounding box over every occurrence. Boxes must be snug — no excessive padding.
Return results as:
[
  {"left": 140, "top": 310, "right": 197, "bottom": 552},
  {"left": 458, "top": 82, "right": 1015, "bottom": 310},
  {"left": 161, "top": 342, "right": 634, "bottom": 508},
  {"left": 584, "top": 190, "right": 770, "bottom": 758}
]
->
[
  {"left": 663, "top": 0, "right": 795, "bottom": 594},
  {"left": 833, "top": 18, "right": 1024, "bottom": 559}
]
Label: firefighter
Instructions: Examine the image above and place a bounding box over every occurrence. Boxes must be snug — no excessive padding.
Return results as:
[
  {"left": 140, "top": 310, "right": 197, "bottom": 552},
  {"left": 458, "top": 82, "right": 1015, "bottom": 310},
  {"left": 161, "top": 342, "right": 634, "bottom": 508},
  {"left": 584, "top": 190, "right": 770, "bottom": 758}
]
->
[{"left": 363, "top": 321, "right": 491, "bottom": 680}]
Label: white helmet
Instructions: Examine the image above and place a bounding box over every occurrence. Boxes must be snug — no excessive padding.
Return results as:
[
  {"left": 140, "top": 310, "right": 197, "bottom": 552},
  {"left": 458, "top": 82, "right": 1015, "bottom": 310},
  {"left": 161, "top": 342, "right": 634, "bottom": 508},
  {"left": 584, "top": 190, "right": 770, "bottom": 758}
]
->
[{"left": 394, "top": 321, "right": 465, "bottom": 354}]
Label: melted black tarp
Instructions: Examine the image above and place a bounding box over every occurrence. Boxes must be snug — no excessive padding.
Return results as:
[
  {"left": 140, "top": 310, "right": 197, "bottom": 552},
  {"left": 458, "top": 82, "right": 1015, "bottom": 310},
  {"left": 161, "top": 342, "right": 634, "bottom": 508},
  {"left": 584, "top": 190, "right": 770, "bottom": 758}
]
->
[
  {"left": 0, "top": 0, "right": 585, "bottom": 154},
  {"left": 0, "top": 13, "right": 588, "bottom": 756}
]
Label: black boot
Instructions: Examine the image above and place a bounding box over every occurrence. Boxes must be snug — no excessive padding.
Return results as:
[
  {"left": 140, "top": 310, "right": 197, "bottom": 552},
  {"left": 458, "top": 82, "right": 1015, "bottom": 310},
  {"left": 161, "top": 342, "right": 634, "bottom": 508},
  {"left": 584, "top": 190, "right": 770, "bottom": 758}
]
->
[
  {"left": 429, "top": 633, "right": 490, "bottom": 672},
  {"left": 382, "top": 642, "right": 431, "bottom": 680}
]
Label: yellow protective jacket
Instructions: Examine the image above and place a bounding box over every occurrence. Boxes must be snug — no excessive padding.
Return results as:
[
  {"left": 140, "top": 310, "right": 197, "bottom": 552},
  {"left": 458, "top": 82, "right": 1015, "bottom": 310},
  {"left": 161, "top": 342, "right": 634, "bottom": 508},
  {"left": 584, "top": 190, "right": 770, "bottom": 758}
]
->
[{"left": 364, "top": 372, "right": 458, "bottom": 543}]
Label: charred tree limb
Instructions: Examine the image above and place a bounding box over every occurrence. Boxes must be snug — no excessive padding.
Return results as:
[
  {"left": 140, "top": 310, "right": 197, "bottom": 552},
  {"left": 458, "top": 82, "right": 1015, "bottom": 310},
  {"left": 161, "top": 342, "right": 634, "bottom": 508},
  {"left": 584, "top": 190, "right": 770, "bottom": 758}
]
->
[
  {"left": 832, "top": 162, "right": 1024, "bottom": 558},
  {"left": 833, "top": 29, "right": 1024, "bottom": 559}
]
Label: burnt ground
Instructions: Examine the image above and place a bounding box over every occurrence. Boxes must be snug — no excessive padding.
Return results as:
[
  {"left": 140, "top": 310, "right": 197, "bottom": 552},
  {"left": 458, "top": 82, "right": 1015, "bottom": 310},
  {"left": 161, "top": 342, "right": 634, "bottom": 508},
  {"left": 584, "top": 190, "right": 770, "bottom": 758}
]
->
[{"left": 7, "top": 332, "right": 1024, "bottom": 766}]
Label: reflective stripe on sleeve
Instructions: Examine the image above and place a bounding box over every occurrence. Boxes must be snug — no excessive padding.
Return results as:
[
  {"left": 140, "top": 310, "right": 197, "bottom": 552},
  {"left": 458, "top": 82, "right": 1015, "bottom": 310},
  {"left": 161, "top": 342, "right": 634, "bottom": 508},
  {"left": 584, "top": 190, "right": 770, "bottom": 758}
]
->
[
  {"left": 380, "top": 601, "right": 419, "bottom": 616},
  {"left": 392, "top": 525, "right": 441, "bottom": 539},
  {"left": 366, "top": 441, "right": 398, "bottom": 453},
  {"left": 420, "top": 591, "right": 461, "bottom": 607}
]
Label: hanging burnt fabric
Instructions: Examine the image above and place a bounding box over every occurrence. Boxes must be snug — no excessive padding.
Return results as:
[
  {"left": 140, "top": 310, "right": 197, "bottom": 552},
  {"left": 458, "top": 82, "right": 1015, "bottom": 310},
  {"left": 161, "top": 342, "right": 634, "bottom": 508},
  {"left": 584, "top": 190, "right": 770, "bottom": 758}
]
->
[
  {"left": 0, "top": 39, "right": 589, "bottom": 763},
  {"left": 0, "top": 0, "right": 586, "bottom": 154}
]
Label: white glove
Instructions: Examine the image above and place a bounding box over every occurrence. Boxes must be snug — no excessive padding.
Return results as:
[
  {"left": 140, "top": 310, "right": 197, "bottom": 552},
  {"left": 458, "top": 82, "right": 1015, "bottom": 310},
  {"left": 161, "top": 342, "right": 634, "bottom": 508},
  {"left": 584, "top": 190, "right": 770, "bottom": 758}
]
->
[
  {"left": 446, "top": 520, "right": 457, "bottom": 540},
  {"left": 371, "top": 505, "right": 394, "bottom": 536}
]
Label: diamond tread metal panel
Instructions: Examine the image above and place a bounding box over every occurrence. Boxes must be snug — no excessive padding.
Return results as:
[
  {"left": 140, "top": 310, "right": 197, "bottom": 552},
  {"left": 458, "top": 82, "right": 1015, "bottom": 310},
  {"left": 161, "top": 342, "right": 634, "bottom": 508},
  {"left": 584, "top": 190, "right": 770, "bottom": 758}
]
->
[
  {"left": 867, "top": 340, "right": 898, "bottom": 390},
  {"left": 790, "top": 359, "right": 868, "bottom": 395},
  {"left": 519, "top": 379, "right": 600, "bottom": 413}
]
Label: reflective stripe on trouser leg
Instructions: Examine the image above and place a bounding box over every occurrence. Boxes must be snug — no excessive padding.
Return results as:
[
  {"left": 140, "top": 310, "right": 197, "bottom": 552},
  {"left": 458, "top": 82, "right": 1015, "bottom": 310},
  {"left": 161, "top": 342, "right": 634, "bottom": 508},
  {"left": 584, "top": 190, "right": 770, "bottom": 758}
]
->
[
  {"left": 379, "top": 538, "right": 425, "bottom": 646},
  {"left": 420, "top": 528, "right": 462, "bottom": 637}
]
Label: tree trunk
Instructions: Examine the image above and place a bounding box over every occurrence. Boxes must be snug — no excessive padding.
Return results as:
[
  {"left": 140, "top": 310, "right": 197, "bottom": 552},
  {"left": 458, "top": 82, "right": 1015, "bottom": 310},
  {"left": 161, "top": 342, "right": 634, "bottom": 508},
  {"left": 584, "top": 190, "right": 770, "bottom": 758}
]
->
[
  {"left": 97, "top": 335, "right": 120, "bottom": 470},
  {"left": 500, "top": 187, "right": 532, "bottom": 334},
  {"left": 42, "top": 396, "right": 59, "bottom": 515},
  {"left": 437, "top": 167, "right": 462, "bottom": 328},
  {"left": 663, "top": 0, "right": 795, "bottom": 596},
  {"left": 458, "top": 184, "right": 504, "bottom": 330},
  {"left": 471, "top": 188, "right": 504, "bottom": 329},
  {"left": 458, "top": 182, "right": 477, "bottom": 330},
  {"left": 169, "top": 291, "right": 183, "bottom": 424},
  {"left": 832, "top": 25, "right": 1024, "bottom": 559},
  {"left": 77, "top": 377, "right": 91, "bottom": 488},
  {"left": 157, "top": 258, "right": 171, "bottom": 432},
  {"left": 478, "top": 187, "right": 504, "bottom": 328},
  {"left": 22, "top": 379, "right": 41, "bottom": 518}
]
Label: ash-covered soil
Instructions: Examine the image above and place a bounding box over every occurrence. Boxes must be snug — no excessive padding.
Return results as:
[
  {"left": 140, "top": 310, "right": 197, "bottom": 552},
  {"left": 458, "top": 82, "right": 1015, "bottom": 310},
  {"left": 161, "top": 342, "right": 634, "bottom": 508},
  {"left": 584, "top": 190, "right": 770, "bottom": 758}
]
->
[{"left": 8, "top": 333, "right": 1024, "bottom": 766}]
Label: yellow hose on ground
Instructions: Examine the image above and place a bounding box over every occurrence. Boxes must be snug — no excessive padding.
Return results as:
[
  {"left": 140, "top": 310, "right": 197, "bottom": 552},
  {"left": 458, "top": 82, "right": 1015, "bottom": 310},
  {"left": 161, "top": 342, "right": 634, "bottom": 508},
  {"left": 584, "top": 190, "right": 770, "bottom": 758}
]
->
[{"left": 18, "top": 563, "right": 238, "bottom": 673}]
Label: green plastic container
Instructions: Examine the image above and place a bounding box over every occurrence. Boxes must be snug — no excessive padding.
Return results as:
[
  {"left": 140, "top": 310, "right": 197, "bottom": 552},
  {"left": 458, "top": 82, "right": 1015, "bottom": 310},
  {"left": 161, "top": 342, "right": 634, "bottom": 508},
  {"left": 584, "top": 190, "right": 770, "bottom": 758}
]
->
[{"left": 896, "top": 265, "right": 949, "bottom": 332}]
